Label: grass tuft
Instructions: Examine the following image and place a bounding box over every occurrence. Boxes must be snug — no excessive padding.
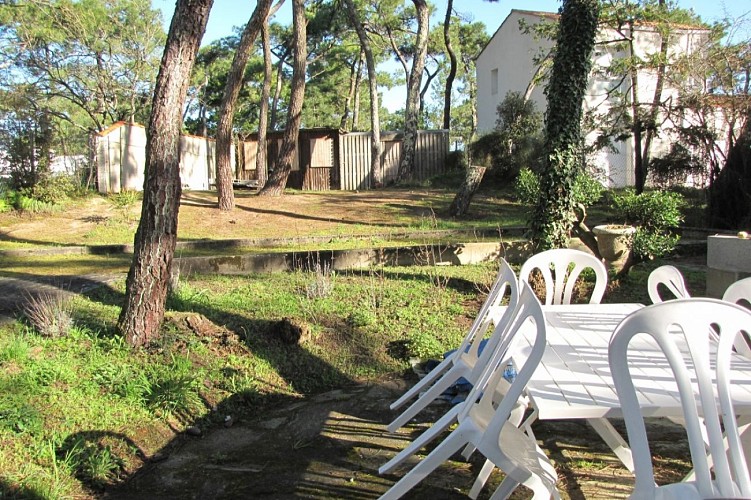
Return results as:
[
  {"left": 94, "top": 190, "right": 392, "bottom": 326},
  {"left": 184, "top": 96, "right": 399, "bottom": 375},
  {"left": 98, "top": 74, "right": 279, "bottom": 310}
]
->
[{"left": 22, "top": 292, "right": 73, "bottom": 338}]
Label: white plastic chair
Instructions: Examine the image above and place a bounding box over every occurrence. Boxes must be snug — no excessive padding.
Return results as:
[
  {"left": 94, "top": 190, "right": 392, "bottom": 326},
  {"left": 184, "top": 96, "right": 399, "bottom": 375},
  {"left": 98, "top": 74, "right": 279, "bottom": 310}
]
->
[
  {"left": 519, "top": 248, "right": 607, "bottom": 305},
  {"left": 723, "top": 276, "right": 751, "bottom": 359},
  {"left": 609, "top": 298, "right": 751, "bottom": 499},
  {"left": 386, "top": 258, "right": 519, "bottom": 433},
  {"left": 723, "top": 276, "right": 751, "bottom": 309},
  {"left": 380, "top": 282, "right": 559, "bottom": 500},
  {"left": 648, "top": 265, "right": 690, "bottom": 304}
]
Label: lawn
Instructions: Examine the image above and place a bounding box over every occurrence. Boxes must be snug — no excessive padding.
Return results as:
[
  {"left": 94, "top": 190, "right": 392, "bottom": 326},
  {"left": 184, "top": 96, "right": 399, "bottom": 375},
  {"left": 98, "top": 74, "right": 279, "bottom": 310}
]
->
[{"left": 0, "top": 186, "right": 708, "bottom": 497}]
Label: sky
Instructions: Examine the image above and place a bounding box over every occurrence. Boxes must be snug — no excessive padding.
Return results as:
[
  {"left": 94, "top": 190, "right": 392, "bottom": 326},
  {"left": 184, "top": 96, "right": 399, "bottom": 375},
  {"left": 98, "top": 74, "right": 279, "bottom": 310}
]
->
[{"left": 150, "top": 0, "right": 750, "bottom": 111}]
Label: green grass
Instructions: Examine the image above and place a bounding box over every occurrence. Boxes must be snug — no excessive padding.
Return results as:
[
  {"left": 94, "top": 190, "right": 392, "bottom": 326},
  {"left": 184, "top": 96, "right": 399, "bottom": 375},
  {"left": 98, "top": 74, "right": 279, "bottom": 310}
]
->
[{"left": 0, "top": 263, "right": 500, "bottom": 496}]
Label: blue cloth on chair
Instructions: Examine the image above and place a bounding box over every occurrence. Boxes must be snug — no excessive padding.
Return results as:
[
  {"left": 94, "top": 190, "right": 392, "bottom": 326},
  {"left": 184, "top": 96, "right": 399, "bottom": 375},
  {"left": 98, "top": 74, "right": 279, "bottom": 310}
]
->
[{"left": 439, "top": 339, "right": 490, "bottom": 404}]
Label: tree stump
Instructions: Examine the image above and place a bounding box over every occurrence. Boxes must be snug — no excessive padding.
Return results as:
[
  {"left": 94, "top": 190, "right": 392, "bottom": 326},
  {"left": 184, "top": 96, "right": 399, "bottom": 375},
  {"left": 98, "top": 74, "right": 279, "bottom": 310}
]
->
[{"left": 449, "top": 166, "right": 486, "bottom": 217}]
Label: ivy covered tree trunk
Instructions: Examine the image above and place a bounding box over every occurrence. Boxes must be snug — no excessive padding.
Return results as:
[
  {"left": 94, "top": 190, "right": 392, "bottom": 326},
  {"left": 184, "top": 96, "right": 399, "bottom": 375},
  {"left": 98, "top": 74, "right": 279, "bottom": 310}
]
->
[
  {"left": 118, "top": 0, "right": 213, "bottom": 347},
  {"left": 530, "top": 0, "right": 599, "bottom": 250},
  {"left": 215, "top": 0, "right": 273, "bottom": 211},
  {"left": 395, "top": 0, "right": 428, "bottom": 183},
  {"left": 258, "top": 0, "right": 306, "bottom": 197}
]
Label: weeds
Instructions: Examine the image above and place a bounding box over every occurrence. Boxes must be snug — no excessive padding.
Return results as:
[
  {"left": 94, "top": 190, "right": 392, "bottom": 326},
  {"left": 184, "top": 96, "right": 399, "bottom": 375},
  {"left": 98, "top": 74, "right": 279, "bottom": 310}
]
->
[
  {"left": 23, "top": 292, "right": 73, "bottom": 338},
  {"left": 304, "top": 260, "right": 335, "bottom": 299}
]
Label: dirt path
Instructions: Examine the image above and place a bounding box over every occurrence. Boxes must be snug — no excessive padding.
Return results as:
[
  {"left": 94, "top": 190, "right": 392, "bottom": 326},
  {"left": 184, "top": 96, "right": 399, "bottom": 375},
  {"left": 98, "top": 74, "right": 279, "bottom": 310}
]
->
[{"left": 102, "top": 376, "right": 688, "bottom": 499}]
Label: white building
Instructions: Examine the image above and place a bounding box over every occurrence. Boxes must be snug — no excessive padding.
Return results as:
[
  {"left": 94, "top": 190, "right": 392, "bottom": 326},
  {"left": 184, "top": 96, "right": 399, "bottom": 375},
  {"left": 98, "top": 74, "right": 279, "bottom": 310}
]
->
[{"left": 476, "top": 9, "right": 709, "bottom": 188}]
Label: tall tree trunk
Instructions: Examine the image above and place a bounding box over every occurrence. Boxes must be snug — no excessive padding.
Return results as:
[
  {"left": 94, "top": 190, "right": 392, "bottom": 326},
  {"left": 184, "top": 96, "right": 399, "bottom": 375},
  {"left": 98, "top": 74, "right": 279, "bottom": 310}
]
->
[
  {"left": 396, "top": 0, "right": 428, "bottom": 183},
  {"left": 340, "top": 56, "right": 359, "bottom": 130},
  {"left": 442, "top": 0, "right": 456, "bottom": 131},
  {"left": 351, "top": 54, "right": 363, "bottom": 130},
  {"left": 343, "top": 0, "right": 383, "bottom": 187},
  {"left": 270, "top": 48, "right": 289, "bottom": 130},
  {"left": 257, "top": 2, "right": 284, "bottom": 187},
  {"left": 118, "top": 0, "right": 213, "bottom": 347},
  {"left": 419, "top": 66, "right": 437, "bottom": 119},
  {"left": 215, "top": 0, "right": 273, "bottom": 211},
  {"left": 641, "top": 24, "right": 670, "bottom": 190},
  {"left": 626, "top": 21, "right": 646, "bottom": 194},
  {"left": 531, "top": 0, "right": 599, "bottom": 250},
  {"left": 259, "top": 0, "right": 306, "bottom": 196}
]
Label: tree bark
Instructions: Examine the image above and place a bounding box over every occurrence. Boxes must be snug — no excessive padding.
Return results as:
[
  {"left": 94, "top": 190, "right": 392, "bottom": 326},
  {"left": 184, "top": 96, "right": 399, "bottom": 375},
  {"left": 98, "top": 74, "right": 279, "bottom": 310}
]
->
[
  {"left": 270, "top": 47, "right": 290, "bottom": 131},
  {"left": 640, "top": 23, "right": 670, "bottom": 190},
  {"left": 259, "top": 0, "right": 307, "bottom": 196},
  {"left": 215, "top": 0, "right": 273, "bottom": 211},
  {"left": 340, "top": 56, "right": 359, "bottom": 130},
  {"left": 449, "top": 166, "right": 485, "bottom": 216},
  {"left": 118, "top": 0, "right": 213, "bottom": 347},
  {"left": 257, "top": 1, "right": 284, "bottom": 187},
  {"left": 442, "top": 0, "right": 456, "bottom": 131},
  {"left": 396, "top": 0, "right": 429, "bottom": 183},
  {"left": 343, "top": 0, "right": 383, "bottom": 187},
  {"left": 626, "top": 20, "right": 647, "bottom": 194}
]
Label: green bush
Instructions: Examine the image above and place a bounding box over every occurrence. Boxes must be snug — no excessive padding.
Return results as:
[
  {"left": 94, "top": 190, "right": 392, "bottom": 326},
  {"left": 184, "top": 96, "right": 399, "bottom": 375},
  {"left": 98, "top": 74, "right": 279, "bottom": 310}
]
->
[
  {"left": 25, "top": 174, "right": 76, "bottom": 205},
  {"left": 515, "top": 168, "right": 541, "bottom": 205},
  {"left": 514, "top": 168, "right": 603, "bottom": 206},
  {"left": 611, "top": 189, "right": 685, "bottom": 260}
]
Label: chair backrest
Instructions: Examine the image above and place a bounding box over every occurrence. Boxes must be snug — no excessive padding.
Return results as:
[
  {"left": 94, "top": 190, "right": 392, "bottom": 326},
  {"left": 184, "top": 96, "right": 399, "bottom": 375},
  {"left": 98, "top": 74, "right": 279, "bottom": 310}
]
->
[
  {"left": 722, "top": 277, "right": 751, "bottom": 358},
  {"left": 454, "top": 258, "right": 519, "bottom": 363},
  {"left": 723, "top": 276, "right": 751, "bottom": 309},
  {"left": 647, "top": 265, "right": 690, "bottom": 304},
  {"left": 609, "top": 299, "right": 751, "bottom": 499},
  {"left": 459, "top": 281, "right": 546, "bottom": 438},
  {"left": 519, "top": 248, "right": 607, "bottom": 305}
]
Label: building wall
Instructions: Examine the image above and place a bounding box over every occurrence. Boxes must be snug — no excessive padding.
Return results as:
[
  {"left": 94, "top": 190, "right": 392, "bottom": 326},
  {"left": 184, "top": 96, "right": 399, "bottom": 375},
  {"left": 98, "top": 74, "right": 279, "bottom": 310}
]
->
[
  {"left": 476, "top": 11, "right": 553, "bottom": 134},
  {"left": 476, "top": 10, "right": 709, "bottom": 188}
]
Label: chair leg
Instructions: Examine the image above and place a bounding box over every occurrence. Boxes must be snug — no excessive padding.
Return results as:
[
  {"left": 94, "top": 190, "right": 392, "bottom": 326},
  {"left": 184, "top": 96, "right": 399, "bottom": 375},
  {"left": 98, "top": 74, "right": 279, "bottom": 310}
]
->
[
  {"left": 390, "top": 358, "right": 452, "bottom": 411},
  {"left": 387, "top": 365, "right": 462, "bottom": 433},
  {"left": 379, "top": 428, "right": 470, "bottom": 500},
  {"left": 380, "top": 405, "right": 461, "bottom": 474},
  {"left": 468, "top": 458, "right": 495, "bottom": 499},
  {"left": 489, "top": 475, "right": 520, "bottom": 500}
]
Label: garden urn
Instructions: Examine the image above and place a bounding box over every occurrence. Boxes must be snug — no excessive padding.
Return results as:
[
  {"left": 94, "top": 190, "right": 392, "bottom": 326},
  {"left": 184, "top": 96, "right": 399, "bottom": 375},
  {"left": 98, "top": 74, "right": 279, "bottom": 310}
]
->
[{"left": 593, "top": 224, "right": 635, "bottom": 272}]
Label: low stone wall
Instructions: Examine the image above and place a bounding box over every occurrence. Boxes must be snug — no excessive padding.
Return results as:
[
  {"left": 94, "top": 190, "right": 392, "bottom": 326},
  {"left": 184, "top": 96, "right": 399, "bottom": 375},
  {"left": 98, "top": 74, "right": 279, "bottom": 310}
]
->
[{"left": 175, "top": 241, "right": 532, "bottom": 276}]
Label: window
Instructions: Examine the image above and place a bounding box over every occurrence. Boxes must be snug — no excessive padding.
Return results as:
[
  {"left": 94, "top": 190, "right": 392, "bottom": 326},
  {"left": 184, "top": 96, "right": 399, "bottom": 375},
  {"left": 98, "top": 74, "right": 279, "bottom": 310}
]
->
[{"left": 491, "top": 68, "right": 499, "bottom": 96}]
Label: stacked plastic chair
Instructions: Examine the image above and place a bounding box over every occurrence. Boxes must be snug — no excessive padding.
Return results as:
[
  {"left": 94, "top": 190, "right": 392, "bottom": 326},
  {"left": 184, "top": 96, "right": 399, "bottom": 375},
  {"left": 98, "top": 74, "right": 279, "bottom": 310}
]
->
[
  {"left": 380, "top": 282, "right": 559, "bottom": 499},
  {"left": 609, "top": 299, "right": 751, "bottom": 499}
]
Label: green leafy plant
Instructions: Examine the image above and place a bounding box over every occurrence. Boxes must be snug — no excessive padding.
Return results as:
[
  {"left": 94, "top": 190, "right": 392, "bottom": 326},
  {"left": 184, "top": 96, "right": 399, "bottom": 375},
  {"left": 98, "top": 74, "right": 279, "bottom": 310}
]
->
[
  {"left": 611, "top": 189, "right": 685, "bottom": 261},
  {"left": 406, "top": 330, "right": 444, "bottom": 359},
  {"left": 515, "top": 167, "right": 603, "bottom": 207}
]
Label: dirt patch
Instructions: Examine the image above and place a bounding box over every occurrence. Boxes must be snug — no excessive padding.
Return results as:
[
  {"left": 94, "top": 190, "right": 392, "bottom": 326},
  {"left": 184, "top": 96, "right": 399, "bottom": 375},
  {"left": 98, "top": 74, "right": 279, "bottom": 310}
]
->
[{"left": 103, "top": 375, "right": 690, "bottom": 499}]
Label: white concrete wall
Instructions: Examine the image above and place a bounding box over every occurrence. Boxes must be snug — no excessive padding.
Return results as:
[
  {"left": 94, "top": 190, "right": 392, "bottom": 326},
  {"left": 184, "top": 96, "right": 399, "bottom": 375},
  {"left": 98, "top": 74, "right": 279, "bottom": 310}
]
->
[
  {"left": 476, "top": 10, "right": 554, "bottom": 133},
  {"left": 477, "top": 10, "right": 709, "bottom": 188}
]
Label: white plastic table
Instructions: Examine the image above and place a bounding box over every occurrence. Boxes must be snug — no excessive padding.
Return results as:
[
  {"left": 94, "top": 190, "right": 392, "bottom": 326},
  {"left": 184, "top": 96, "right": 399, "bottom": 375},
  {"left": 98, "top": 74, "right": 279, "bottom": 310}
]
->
[{"left": 495, "top": 303, "right": 751, "bottom": 473}]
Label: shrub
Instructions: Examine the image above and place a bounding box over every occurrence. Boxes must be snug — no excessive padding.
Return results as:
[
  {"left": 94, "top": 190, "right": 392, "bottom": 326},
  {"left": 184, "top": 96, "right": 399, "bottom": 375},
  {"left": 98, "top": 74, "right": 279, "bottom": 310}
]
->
[
  {"left": 515, "top": 168, "right": 541, "bottom": 205},
  {"left": 27, "top": 174, "right": 76, "bottom": 204},
  {"left": 23, "top": 292, "right": 73, "bottom": 338},
  {"left": 514, "top": 168, "right": 603, "bottom": 206},
  {"left": 611, "top": 189, "right": 685, "bottom": 260},
  {"left": 649, "top": 144, "right": 708, "bottom": 188},
  {"left": 108, "top": 190, "right": 141, "bottom": 208}
]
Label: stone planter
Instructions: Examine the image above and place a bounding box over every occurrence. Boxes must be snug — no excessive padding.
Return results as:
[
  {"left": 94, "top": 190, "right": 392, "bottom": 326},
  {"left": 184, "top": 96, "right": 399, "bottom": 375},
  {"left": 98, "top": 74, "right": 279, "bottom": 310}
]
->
[{"left": 593, "top": 224, "right": 636, "bottom": 272}]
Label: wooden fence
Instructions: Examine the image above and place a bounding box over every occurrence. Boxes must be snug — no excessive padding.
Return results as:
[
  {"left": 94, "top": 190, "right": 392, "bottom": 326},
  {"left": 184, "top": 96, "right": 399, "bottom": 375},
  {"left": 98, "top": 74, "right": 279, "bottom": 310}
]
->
[
  {"left": 338, "top": 130, "right": 449, "bottom": 190},
  {"left": 237, "top": 128, "right": 449, "bottom": 191}
]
